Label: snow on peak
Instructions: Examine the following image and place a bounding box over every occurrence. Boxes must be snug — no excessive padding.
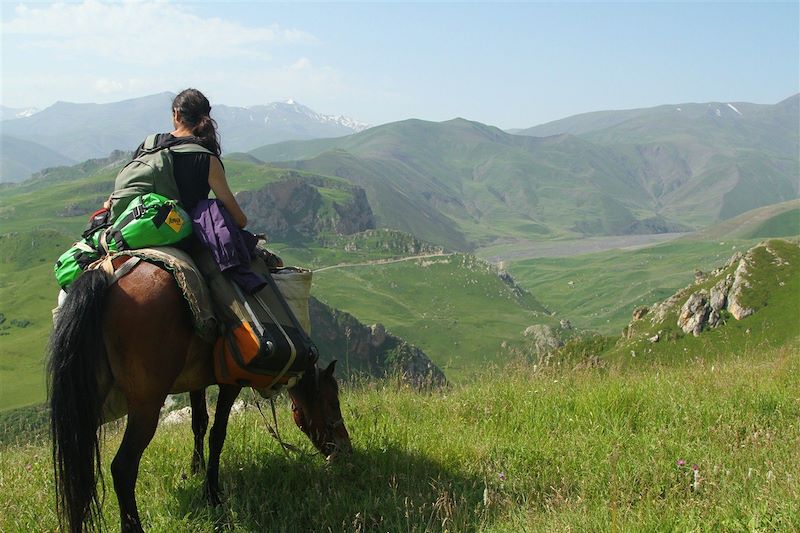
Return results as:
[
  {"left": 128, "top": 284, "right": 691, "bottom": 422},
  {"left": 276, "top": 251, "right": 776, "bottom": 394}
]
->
[
  {"left": 17, "top": 108, "right": 39, "bottom": 118},
  {"left": 726, "top": 103, "right": 743, "bottom": 116},
  {"left": 286, "top": 98, "right": 296, "bottom": 105}
]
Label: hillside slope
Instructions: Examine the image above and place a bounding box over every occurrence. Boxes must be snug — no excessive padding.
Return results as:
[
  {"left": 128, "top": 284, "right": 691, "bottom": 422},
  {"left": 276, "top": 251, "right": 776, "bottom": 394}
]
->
[
  {"left": 0, "top": 135, "right": 75, "bottom": 183},
  {"left": 614, "top": 239, "right": 800, "bottom": 362},
  {"left": 251, "top": 104, "right": 797, "bottom": 249}
]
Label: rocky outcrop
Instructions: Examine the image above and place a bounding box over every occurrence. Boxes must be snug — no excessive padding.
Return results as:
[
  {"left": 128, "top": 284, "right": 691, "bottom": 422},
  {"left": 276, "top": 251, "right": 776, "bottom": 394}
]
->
[
  {"left": 678, "top": 291, "right": 710, "bottom": 336},
  {"left": 728, "top": 255, "right": 754, "bottom": 320},
  {"left": 309, "top": 297, "right": 445, "bottom": 387},
  {"left": 627, "top": 240, "right": 797, "bottom": 340},
  {"left": 237, "top": 177, "right": 374, "bottom": 243},
  {"left": 523, "top": 324, "right": 563, "bottom": 358}
]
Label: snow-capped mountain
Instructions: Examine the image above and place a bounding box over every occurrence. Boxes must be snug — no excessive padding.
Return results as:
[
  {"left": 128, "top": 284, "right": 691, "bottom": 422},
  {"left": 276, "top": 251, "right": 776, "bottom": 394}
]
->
[
  {"left": 1, "top": 93, "right": 370, "bottom": 162},
  {"left": 214, "top": 99, "right": 369, "bottom": 152},
  {"left": 0, "top": 105, "right": 40, "bottom": 120}
]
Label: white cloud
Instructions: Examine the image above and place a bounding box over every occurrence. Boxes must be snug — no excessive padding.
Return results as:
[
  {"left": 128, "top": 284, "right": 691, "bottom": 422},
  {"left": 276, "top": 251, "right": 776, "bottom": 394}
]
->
[{"left": 2, "top": 0, "right": 317, "bottom": 66}]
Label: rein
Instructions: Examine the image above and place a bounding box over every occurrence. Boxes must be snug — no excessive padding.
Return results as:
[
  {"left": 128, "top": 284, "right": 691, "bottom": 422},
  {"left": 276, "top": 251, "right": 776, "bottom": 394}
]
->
[{"left": 249, "top": 388, "right": 314, "bottom": 458}]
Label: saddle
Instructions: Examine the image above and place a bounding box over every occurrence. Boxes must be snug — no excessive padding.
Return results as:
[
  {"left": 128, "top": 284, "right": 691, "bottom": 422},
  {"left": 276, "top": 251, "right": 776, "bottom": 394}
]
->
[{"left": 94, "top": 245, "right": 318, "bottom": 392}]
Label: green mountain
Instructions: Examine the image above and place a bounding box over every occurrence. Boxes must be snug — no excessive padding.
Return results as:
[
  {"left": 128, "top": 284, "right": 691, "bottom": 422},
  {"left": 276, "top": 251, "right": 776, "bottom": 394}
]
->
[
  {"left": 517, "top": 96, "right": 800, "bottom": 226},
  {"left": 0, "top": 135, "right": 75, "bottom": 183},
  {"left": 250, "top": 100, "right": 798, "bottom": 250}
]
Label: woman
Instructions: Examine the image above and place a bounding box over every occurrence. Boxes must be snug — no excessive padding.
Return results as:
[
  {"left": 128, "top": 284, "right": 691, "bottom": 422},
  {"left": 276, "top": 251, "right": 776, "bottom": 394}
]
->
[
  {"left": 133, "top": 88, "right": 247, "bottom": 228},
  {"left": 103, "top": 88, "right": 247, "bottom": 230}
]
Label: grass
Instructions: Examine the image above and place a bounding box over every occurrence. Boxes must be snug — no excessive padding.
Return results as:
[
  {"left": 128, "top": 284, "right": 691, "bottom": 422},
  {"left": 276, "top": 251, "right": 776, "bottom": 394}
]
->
[
  {"left": 508, "top": 238, "right": 764, "bottom": 335},
  {"left": 311, "top": 253, "right": 551, "bottom": 381},
  {"left": 1, "top": 338, "right": 798, "bottom": 532}
]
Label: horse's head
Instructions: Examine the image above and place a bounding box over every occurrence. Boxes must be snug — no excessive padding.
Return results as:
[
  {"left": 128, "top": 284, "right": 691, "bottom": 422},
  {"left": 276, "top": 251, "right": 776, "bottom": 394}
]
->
[{"left": 288, "top": 360, "right": 352, "bottom": 460}]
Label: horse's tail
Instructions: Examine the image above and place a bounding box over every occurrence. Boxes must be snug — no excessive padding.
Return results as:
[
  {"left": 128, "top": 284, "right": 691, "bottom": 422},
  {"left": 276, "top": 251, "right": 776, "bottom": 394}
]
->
[{"left": 48, "top": 269, "right": 110, "bottom": 533}]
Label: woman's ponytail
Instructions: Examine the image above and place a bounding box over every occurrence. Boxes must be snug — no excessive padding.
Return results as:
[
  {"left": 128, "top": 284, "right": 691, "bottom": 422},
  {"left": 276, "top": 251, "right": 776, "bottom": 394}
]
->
[
  {"left": 172, "top": 88, "right": 221, "bottom": 156},
  {"left": 191, "top": 114, "right": 221, "bottom": 156}
]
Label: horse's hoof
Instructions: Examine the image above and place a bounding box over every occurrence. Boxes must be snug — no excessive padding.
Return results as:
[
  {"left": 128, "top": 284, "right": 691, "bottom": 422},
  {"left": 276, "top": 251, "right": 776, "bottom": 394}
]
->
[{"left": 204, "top": 485, "right": 222, "bottom": 507}]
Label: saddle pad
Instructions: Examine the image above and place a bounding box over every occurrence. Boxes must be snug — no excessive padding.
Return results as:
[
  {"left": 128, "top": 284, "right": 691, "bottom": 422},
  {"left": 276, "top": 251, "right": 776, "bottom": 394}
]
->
[{"left": 106, "top": 246, "right": 217, "bottom": 341}]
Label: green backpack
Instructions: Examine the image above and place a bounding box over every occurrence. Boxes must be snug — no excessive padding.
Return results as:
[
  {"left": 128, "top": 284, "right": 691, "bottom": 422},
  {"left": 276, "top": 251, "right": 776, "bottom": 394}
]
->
[
  {"left": 54, "top": 193, "right": 193, "bottom": 289},
  {"left": 109, "top": 134, "right": 213, "bottom": 220}
]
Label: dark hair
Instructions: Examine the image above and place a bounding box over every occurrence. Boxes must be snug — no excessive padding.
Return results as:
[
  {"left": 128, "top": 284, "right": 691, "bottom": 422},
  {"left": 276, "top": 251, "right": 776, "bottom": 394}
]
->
[{"left": 172, "top": 88, "right": 221, "bottom": 156}]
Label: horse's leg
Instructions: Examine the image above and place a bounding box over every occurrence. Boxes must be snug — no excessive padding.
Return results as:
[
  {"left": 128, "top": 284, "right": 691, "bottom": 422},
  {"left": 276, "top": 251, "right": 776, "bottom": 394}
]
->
[
  {"left": 190, "top": 389, "right": 209, "bottom": 473},
  {"left": 205, "top": 384, "right": 242, "bottom": 506},
  {"left": 105, "top": 261, "right": 196, "bottom": 532},
  {"left": 111, "top": 401, "right": 164, "bottom": 533}
]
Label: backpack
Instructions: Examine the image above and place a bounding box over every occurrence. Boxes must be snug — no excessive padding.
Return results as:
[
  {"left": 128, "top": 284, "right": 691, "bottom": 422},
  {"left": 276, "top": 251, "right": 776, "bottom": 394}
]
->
[
  {"left": 54, "top": 193, "right": 193, "bottom": 289},
  {"left": 109, "top": 134, "right": 213, "bottom": 220}
]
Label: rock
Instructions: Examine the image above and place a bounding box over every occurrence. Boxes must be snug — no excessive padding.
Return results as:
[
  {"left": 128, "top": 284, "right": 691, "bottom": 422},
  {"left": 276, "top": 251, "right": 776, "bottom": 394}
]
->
[
  {"left": 648, "top": 334, "right": 660, "bottom": 343},
  {"left": 678, "top": 290, "right": 710, "bottom": 336},
  {"left": 694, "top": 269, "right": 706, "bottom": 283},
  {"left": 728, "top": 253, "right": 754, "bottom": 320},
  {"left": 162, "top": 406, "right": 192, "bottom": 426},
  {"left": 309, "top": 297, "right": 445, "bottom": 387},
  {"left": 369, "top": 323, "right": 386, "bottom": 347},
  {"left": 559, "top": 319, "right": 573, "bottom": 330},
  {"left": 632, "top": 306, "right": 649, "bottom": 321},
  {"left": 523, "top": 324, "right": 563, "bottom": 358}
]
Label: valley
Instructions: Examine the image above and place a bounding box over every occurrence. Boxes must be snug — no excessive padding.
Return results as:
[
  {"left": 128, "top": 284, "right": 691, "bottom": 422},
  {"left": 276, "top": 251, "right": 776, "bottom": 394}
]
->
[{"left": 0, "top": 95, "right": 797, "bottom": 413}]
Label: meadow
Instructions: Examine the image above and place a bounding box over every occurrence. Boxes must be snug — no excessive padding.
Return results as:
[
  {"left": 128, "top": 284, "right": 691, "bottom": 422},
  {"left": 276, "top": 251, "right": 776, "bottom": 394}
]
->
[{"left": 1, "top": 337, "right": 797, "bottom": 532}]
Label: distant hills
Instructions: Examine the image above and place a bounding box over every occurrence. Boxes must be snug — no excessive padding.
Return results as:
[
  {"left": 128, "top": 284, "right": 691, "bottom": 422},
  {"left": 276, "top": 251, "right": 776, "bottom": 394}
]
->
[
  {"left": 249, "top": 96, "right": 798, "bottom": 249},
  {"left": 0, "top": 135, "right": 75, "bottom": 183},
  {"left": 0, "top": 93, "right": 367, "bottom": 181}
]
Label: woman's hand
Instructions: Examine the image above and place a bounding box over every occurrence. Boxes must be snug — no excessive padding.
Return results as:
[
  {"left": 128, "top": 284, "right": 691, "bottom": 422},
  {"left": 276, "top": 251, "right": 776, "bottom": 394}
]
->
[{"left": 208, "top": 157, "right": 248, "bottom": 228}]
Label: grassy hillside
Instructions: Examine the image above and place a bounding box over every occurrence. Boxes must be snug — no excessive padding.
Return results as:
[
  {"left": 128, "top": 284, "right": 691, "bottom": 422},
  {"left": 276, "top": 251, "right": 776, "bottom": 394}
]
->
[
  {"left": 613, "top": 239, "right": 800, "bottom": 364},
  {"left": 311, "top": 253, "right": 552, "bottom": 381},
  {"left": 2, "top": 338, "right": 797, "bottom": 532},
  {"left": 0, "top": 159, "right": 379, "bottom": 410},
  {"left": 507, "top": 205, "right": 800, "bottom": 335},
  {"left": 248, "top": 106, "right": 798, "bottom": 250},
  {"left": 508, "top": 238, "right": 761, "bottom": 335}
]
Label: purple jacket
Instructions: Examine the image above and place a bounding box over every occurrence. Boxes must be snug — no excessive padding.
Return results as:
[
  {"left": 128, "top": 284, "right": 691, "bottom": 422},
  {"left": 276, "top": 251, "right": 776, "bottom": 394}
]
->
[{"left": 191, "top": 199, "right": 266, "bottom": 293}]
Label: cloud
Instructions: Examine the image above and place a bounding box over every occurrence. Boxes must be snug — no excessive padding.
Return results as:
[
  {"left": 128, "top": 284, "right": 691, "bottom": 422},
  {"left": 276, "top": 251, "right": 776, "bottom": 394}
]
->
[{"left": 2, "top": 0, "right": 317, "bottom": 66}]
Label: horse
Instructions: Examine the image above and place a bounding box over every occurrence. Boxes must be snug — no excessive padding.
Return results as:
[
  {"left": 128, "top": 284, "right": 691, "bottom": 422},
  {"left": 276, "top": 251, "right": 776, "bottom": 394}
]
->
[{"left": 48, "top": 255, "right": 351, "bottom": 533}]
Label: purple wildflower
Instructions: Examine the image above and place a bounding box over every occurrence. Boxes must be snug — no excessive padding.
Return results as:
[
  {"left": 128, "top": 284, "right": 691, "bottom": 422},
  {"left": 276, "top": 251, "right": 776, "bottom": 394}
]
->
[
  {"left": 676, "top": 459, "right": 686, "bottom": 467},
  {"left": 498, "top": 471, "right": 507, "bottom": 482}
]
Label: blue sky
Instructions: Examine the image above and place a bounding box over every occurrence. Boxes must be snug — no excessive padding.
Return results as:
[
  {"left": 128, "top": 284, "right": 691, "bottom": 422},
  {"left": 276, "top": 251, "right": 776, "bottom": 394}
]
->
[{"left": 1, "top": 1, "right": 798, "bottom": 129}]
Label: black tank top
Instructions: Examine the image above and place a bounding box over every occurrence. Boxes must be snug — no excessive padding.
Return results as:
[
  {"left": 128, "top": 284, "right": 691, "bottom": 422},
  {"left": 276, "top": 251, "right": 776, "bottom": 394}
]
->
[{"left": 133, "top": 133, "right": 216, "bottom": 211}]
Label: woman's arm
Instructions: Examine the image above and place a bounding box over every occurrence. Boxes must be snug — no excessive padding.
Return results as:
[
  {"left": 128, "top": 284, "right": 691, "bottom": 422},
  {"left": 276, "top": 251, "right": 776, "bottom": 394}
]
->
[{"left": 207, "top": 156, "right": 248, "bottom": 228}]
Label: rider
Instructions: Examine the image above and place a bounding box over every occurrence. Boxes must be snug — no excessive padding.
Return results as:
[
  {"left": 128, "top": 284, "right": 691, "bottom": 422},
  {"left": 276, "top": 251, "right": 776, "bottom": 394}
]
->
[{"left": 106, "top": 88, "right": 247, "bottom": 230}]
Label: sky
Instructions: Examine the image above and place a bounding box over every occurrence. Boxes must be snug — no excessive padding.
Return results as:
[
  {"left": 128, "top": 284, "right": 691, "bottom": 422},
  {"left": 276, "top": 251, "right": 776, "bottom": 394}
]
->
[{"left": 1, "top": 1, "right": 798, "bottom": 130}]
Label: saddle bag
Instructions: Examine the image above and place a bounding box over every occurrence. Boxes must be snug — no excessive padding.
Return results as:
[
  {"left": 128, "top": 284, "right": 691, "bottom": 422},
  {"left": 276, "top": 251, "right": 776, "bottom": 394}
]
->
[
  {"left": 98, "top": 193, "right": 193, "bottom": 252},
  {"left": 53, "top": 193, "right": 193, "bottom": 289},
  {"left": 200, "top": 251, "right": 318, "bottom": 389},
  {"left": 54, "top": 240, "right": 102, "bottom": 290}
]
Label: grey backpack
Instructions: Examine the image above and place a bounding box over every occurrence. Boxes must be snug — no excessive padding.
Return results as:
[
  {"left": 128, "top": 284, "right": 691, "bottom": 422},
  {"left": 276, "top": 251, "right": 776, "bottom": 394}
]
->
[{"left": 109, "top": 134, "right": 212, "bottom": 220}]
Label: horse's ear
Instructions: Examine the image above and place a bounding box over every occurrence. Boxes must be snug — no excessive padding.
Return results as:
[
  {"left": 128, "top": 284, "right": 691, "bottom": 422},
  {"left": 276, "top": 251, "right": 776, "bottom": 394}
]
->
[{"left": 324, "top": 359, "right": 337, "bottom": 377}]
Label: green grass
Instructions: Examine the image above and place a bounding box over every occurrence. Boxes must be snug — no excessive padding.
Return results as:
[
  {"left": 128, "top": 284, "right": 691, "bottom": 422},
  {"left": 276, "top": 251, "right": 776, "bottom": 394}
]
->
[
  {"left": 1, "top": 338, "right": 798, "bottom": 532},
  {"left": 508, "top": 238, "right": 764, "bottom": 335},
  {"left": 614, "top": 239, "right": 800, "bottom": 365},
  {"left": 311, "top": 253, "right": 551, "bottom": 381}
]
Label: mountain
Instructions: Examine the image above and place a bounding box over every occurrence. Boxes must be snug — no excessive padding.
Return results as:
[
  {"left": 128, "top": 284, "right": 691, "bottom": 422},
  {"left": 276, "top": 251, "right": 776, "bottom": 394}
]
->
[
  {"left": 515, "top": 96, "right": 800, "bottom": 225},
  {"left": 214, "top": 100, "right": 368, "bottom": 153},
  {"left": 250, "top": 102, "right": 798, "bottom": 250},
  {"left": 0, "top": 135, "right": 75, "bottom": 183},
  {"left": 0, "top": 105, "right": 39, "bottom": 120},
  {"left": 0, "top": 93, "right": 367, "bottom": 168}
]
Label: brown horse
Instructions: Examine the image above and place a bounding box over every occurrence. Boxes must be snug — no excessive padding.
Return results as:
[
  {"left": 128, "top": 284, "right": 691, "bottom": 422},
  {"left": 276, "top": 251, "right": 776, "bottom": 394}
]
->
[{"left": 48, "top": 256, "right": 351, "bottom": 533}]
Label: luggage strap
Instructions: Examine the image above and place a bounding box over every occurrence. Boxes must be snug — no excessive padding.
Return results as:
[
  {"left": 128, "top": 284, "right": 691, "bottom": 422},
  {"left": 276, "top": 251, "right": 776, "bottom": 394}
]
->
[{"left": 92, "top": 255, "right": 142, "bottom": 286}]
